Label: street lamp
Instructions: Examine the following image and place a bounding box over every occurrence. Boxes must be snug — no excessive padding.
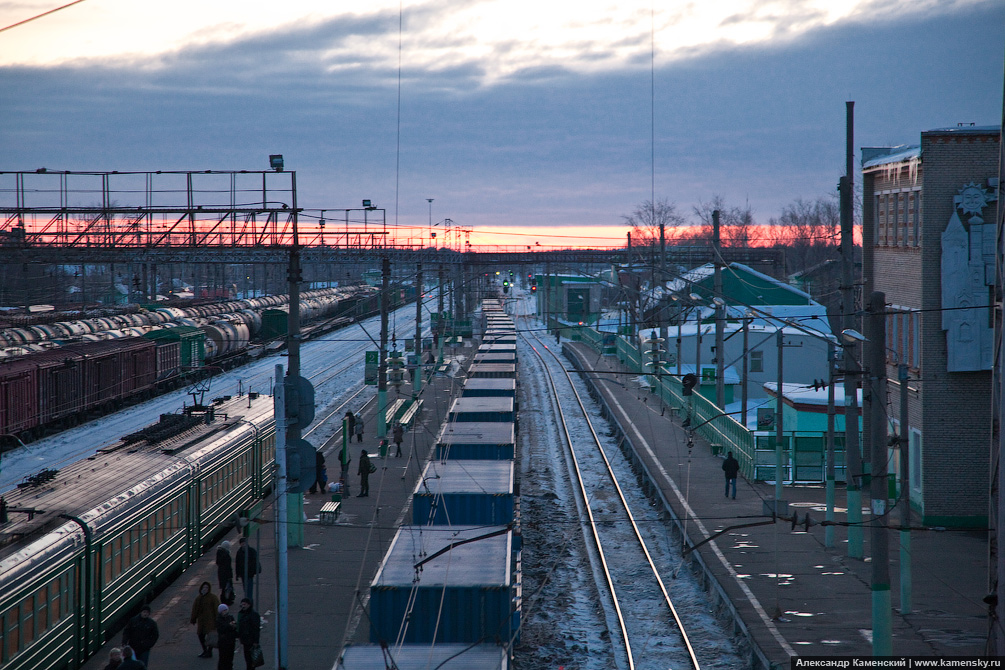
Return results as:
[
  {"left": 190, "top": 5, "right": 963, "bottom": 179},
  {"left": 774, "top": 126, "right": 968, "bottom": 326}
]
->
[{"left": 426, "top": 198, "right": 434, "bottom": 246}]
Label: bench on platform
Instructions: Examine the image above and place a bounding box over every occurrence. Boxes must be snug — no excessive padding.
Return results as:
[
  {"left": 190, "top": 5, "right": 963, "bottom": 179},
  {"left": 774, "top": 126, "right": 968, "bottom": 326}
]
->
[
  {"left": 384, "top": 399, "right": 406, "bottom": 424},
  {"left": 319, "top": 501, "right": 341, "bottom": 524},
  {"left": 398, "top": 399, "right": 423, "bottom": 428}
]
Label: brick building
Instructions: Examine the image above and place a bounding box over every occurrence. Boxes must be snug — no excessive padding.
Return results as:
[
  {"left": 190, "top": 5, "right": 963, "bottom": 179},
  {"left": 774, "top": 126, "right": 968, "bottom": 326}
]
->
[{"left": 862, "top": 125, "right": 1000, "bottom": 528}]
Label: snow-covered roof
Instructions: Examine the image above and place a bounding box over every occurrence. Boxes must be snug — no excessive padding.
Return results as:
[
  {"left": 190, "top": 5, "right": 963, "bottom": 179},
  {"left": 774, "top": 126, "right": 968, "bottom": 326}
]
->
[{"left": 863, "top": 145, "right": 920, "bottom": 169}]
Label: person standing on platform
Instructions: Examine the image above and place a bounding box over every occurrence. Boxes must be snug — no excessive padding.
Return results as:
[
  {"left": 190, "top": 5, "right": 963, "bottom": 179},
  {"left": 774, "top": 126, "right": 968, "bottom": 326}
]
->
[
  {"left": 121, "top": 605, "right": 158, "bottom": 668},
  {"left": 216, "top": 541, "right": 234, "bottom": 604},
  {"left": 308, "top": 449, "right": 326, "bottom": 494},
  {"left": 234, "top": 537, "right": 261, "bottom": 602},
  {"left": 215, "top": 604, "right": 238, "bottom": 670},
  {"left": 191, "top": 581, "right": 220, "bottom": 658},
  {"left": 392, "top": 421, "right": 404, "bottom": 457},
  {"left": 344, "top": 410, "right": 356, "bottom": 437},
  {"left": 723, "top": 451, "right": 740, "bottom": 500},
  {"left": 237, "top": 598, "right": 261, "bottom": 670},
  {"left": 354, "top": 414, "right": 364, "bottom": 443},
  {"left": 357, "top": 449, "right": 372, "bottom": 497}
]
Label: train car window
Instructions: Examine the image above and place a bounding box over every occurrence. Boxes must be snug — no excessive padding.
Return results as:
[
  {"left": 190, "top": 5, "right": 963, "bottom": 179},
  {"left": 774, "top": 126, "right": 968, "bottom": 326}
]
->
[
  {"left": 50, "top": 579, "right": 61, "bottom": 625},
  {"left": 21, "top": 594, "right": 33, "bottom": 648},
  {"left": 131, "top": 525, "right": 141, "bottom": 566},
  {"left": 5, "top": 605, "right": 19, "bottom": 660},
  {"left": 103, "top": 543, "right": 113, "bottom": 584},
  {"left": 37, "top": 585, "right": 48, "bottom": 633}
]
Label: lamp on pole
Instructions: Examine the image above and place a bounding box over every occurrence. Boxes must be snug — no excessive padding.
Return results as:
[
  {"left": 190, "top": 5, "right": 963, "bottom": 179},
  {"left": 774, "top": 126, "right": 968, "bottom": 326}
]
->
[{"left": 426, "top": 198, "right": 434, "bottom": 246}]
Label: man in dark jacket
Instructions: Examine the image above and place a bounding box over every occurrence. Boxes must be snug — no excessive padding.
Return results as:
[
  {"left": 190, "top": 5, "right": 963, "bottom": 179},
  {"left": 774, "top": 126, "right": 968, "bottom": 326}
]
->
[
  {"left": 216, "top": 541, "right": 234, "bottom": 602},
  {"left": 121, "top": 605, "right": 159, "bottom": 667},
  {"left": 357, "top": 449, "right": 372, "bottom": 497},
  {"left": 234, "top": 537, "right": 261, "bottom": 602},
  {"left": 392, "top": 422, "right": 404, "bottom": 457},
  {"left": 237, "top": 598, "right": 261, "bottom": 670},
  {"left": 722, "top": 451, "right": 740, "bottom": 500},
  {"left": 308, "top": 449, "right": 326, "bottom": 494}
]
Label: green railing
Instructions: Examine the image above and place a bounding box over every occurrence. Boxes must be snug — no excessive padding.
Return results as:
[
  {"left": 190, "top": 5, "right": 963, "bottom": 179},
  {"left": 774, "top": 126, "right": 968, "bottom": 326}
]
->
[{"left": 580, "top": 328, "right": 757, "bottom": 478}]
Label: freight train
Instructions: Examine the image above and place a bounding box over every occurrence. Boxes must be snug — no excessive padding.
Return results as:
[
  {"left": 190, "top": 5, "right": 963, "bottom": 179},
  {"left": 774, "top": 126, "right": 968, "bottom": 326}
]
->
[
  {"left": 0, "top": 394, "right": 276, "bottom": 670},
  {"left": 0, "top": 285, "right": 385, "bottom": 447}
]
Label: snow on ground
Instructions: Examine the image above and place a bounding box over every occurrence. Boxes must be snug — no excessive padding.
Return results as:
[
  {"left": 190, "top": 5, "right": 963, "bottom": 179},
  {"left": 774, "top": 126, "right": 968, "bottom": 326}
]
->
[{"left": 0, "top": 307, "right": 418, "bottom": 491}]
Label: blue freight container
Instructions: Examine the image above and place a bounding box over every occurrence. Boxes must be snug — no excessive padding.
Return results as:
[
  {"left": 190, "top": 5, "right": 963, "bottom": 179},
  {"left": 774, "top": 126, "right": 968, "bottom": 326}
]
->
[
  {"left": 448, "top": 396, "right": 515, "bottom": 422},
  {"left": 339, "top": 644, "right": 509, "bottom": 669},
  {"left": 462, "top": 378, "right": 516, "bottom": 398},
  {"left": 436, "top": 422, "right": 516, "bottom": 460},
  {"left": 473, "top": 352, "right": 517, "bottom": 364},
  {"left": 369, "top": 526, "right": 518, "bottom": 644},
  {"left": 468, "top": 363, "right": 516, "bottom": 379},
  {"left": 412, "top": 460, "right": 514, "bottom": 525}
]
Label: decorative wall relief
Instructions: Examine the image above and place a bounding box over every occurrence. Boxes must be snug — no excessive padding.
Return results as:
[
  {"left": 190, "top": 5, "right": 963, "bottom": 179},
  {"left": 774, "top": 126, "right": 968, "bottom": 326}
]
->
[{"left": 941, "top": 182, "right": 996, "bottom": 371}]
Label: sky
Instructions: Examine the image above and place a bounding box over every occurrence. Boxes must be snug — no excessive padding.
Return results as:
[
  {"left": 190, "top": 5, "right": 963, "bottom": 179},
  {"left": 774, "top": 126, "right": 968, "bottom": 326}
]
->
[{"left": 1, "top": 0, "right": 1002, "bottom": 249}]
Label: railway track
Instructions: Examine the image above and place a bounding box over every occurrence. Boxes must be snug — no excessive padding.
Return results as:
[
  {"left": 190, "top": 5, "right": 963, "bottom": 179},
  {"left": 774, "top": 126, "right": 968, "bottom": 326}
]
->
[{"left": 520, "top": 319, "right": 702, "bottom": 670}]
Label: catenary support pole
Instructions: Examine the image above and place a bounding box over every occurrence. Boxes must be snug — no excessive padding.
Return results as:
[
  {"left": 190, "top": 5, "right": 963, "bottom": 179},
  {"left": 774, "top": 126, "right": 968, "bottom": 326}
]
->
[
  {"left": 898, "top": 362, "right": 912, "bottom": 613},
  {"left": 273, "top": 365, "right": 289, "bottom": 670},
  {"left": 775, "top": 327, "right": 785, "bottom": 509},
  {"left": 826, "top": 344, "right": 837, "bottom": 548},
  {"left": 378, "top": 257, "right": 390, "bottom": 439},
  {"left": 713, "top": 210, "right": 725, "bottom": 410},
  {"left": 414, "top": 264, "right": 423, "bottom": 396},
  {"left": 867, "top": 291, "right": 891, "bottom": 655},
  {"left": 842, "top": 100, "right": 864, "bottom": 559}
]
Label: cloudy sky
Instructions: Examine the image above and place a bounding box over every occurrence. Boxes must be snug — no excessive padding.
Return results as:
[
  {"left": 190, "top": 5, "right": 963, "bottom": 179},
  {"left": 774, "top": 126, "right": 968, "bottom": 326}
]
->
[{"left": 1, "top": 0, "right": 1002, "bottom": 248}]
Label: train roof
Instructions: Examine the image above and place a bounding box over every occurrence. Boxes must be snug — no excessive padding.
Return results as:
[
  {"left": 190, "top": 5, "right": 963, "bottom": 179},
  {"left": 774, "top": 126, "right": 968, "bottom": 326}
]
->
[{"left": 0, "top": 394, "right": 273, "bottom": 562}]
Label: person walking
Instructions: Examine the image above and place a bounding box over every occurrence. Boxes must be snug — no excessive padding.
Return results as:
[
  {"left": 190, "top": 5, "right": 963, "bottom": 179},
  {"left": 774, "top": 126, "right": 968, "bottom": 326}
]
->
[
  {"left": 216, "top": 542, "right": 234, "bottom": 605},
  {"left": 357, "top": 449, "right": 372, "bottom": 497},
  {"left": 236, "top": 598, "right": 261, "bottom": 670},
  {"left": 102, "top": 647, "right": 124, "bottom": 670},
  {"left": 215, "top": 604, "right": 238, "bottom": 670},
  {"left": 723, "top": 450, "right": 740, "bottom": 500},
  {"left": 308, "top": 449, "right": 326, "bottom": 494},
  {"left": 119, "top": 646, "right": 146, "bottom": 670},
  {"left": 392, "top": 421, "right": 404, "bottom": 457},
  {"left": 234, "top": 537, "right": 261, "bottom": 602},
  {"left": 353, "top": 414, "right": 364, "bottom": 443},
  {"left": 190, "top": 581, "right": 220, "bottom": 658},
  {"left": 121, "top": 605, "right": 158, "bottom": 668}
]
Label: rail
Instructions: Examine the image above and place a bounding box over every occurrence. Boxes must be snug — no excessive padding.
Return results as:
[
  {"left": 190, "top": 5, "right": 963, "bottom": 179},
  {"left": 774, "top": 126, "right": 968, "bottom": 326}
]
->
[{"left": 521, "top": 321, "right": 701, "bottom": 670}]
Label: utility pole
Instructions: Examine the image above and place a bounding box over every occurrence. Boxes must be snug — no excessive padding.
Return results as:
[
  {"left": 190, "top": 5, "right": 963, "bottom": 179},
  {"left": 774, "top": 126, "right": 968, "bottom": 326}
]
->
[
  {"left": 826, "top": 344, "right": 837, "bottom": 548},
  {"left": 741, "top": 314, "right": 749, "bottom": 428},
  {"left": 866, "top": 290, "right": 891, "bottom": 656},
  {"left": 713, "top": 210, "right": 725, "bottom": 410},
  {"left": 378, "top": 257, "right": 390, "bottom": 439},
  {"left": 437, "top": 264, "right": 445, "bottom": 366},
  {"left": 898, "top": 361, "right": 912, "bottom": 613},
  {"left": 774, "top": 326, "right": 786, "bottom": 510},
  {"left": 414, "top": 264, "right": 423, "bottom": 396},
  {"left": 273, "top": 365, "right": 289, "bottom": 670},
  {"left": 841, "top": 100, "right": 864, "bottom": 559}
]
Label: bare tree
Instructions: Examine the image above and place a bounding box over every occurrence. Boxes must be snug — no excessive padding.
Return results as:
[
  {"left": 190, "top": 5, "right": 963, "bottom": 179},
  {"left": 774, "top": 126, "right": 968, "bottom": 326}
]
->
[
  {"left": 622, "top": 198, "right": 688, "bottom": 248},
  {"left": 766, "top": 196, "right": 840, "bottom": 275},
  {"left": 691, "top": 195, "right": 755, "bottom": 247}
]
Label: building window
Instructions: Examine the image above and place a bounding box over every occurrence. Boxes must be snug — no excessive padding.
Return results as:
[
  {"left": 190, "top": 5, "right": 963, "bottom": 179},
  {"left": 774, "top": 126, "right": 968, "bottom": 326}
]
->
[{"left": 749, "top": 350, "right": 763, "bottom": 373}]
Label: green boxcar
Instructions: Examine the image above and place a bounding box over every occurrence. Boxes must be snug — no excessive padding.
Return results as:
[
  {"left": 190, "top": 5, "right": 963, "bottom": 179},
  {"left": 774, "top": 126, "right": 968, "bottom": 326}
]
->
[
  {"left": 143, "top": 326, "right": 206, "bottom": 370},
  {"left": 260, "top": 308, "right": 289, "bottom": 340}
]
